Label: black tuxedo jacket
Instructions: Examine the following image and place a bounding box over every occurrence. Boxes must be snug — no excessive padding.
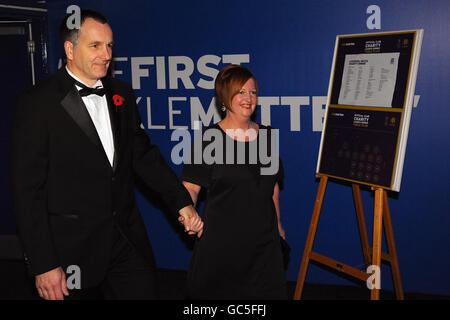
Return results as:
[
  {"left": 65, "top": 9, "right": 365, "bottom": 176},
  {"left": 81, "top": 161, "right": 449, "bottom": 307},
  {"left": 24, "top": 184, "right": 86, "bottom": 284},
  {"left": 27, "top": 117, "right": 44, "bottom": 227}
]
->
[{"left": 9, "top": 68, "right": 191, "bottom": 288}]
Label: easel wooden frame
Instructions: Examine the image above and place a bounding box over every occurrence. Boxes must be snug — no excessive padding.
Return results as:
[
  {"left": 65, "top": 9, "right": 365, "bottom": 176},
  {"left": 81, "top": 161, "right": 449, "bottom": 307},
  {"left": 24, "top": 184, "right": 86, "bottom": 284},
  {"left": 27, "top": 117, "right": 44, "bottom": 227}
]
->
[{"left": 293, "top": 175, "right": 404, "bottom": 300}]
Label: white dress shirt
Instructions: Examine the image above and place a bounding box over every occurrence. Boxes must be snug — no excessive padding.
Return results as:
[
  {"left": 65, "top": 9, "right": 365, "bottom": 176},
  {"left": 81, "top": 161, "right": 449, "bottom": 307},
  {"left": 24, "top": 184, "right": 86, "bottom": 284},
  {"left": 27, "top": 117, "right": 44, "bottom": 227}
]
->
[{"left": 66, "top": 66, "right": 115, "bottom": 167}]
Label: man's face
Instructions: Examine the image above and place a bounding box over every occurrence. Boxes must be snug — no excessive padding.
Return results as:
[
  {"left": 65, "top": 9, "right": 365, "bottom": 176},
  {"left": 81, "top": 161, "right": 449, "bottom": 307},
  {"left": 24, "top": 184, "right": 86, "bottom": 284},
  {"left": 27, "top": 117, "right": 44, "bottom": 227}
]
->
[{"left": 66, "top": 18, "right": 113, "bottom": 86}]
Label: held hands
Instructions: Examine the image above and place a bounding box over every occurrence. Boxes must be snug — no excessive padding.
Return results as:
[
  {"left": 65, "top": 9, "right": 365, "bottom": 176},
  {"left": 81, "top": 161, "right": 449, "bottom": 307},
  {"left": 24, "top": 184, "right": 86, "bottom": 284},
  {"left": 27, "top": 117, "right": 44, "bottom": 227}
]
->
[
  {"left": 35, "top": 266, "right": 69, "bottom": 300},
  {"left": 178, "top": 205, "right": 204, "bottom": 238}
]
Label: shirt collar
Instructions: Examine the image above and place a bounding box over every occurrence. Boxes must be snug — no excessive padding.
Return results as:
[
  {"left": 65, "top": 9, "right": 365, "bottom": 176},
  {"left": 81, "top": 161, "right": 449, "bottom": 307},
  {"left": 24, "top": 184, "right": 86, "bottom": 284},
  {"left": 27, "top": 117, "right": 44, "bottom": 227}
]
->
[{"left": 65, "top": 65, "right": 103, "bottom": 89}]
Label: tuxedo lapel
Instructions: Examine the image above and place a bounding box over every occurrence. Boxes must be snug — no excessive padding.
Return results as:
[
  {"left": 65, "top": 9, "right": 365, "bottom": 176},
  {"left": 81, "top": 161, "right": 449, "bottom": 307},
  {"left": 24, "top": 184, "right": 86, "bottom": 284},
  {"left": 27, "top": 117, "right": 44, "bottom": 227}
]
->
[
  {"left": 60, "top": 85, "right": 104, "bottom": 151},
  {"left": 58, "top": 68, "right": 116, "bottom": 170}
]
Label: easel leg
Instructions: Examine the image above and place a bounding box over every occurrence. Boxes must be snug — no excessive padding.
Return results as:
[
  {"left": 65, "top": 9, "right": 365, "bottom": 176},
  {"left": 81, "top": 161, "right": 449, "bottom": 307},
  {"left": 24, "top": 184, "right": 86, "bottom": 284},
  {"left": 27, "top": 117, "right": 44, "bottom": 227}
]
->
[
  {"left": 352, "top": 184, "right": 371, "bottom": 267},
  {"left": 382, "top": 192, "right": 404, "bottom": 300},
  {"left": 293, "top": 176, "right": 328, "bottom": 300},
  {"left": 370, "top": 188, "right": 384, "bottom": 300}
]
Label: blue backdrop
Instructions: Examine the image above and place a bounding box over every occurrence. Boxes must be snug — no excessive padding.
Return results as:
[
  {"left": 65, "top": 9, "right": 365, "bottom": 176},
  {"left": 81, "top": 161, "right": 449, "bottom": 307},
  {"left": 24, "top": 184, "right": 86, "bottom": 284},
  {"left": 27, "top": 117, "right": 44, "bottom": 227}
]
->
[{"left": 44, "top": 0, "right": 449, "bottom": 296}]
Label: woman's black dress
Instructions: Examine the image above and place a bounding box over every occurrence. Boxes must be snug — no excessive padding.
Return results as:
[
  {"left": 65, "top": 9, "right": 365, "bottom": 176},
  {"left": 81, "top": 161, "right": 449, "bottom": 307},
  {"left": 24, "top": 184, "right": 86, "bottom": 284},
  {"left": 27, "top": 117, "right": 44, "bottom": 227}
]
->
[{"left": 180, "top": 123, "right": 287, "bottom": 299}]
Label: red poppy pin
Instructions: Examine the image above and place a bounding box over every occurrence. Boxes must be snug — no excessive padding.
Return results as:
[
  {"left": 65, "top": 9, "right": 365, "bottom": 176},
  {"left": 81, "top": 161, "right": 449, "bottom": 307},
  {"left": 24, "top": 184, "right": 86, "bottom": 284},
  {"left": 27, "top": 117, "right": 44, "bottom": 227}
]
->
[{"left": 113, "top": 94, "right": 124, "bottom": 107}]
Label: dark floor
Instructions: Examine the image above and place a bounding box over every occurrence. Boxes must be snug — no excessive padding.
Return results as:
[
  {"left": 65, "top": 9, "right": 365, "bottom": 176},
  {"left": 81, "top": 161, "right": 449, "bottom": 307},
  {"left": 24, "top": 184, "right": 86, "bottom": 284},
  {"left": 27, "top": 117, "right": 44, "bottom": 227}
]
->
[
  {"left": 1, "top": 260, "right": 448, "bottom": 300},
  {"left": 157, "top": 268, "right": 449, "bottom": 300}
]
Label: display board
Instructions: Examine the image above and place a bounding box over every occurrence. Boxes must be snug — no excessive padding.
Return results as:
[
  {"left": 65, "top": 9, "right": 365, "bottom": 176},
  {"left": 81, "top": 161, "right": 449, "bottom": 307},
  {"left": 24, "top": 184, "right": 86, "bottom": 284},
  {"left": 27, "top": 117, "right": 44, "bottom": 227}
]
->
[{"left": 317, "top": 30, "right": 423, "bottom": 191}]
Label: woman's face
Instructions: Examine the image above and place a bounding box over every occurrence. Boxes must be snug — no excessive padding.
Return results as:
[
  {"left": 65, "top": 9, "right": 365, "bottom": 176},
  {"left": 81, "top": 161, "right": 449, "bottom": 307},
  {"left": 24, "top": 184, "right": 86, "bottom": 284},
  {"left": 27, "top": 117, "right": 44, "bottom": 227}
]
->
[{"left": 228, "top": 78, "right": 257, "bottom": 119}]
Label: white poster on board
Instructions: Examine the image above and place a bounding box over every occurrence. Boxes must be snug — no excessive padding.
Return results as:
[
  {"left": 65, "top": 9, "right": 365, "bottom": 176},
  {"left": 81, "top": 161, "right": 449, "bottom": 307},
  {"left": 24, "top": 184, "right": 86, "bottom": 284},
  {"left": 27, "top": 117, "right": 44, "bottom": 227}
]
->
[{"left": 338, "top": 52, "right": 400, "bottom": 107}]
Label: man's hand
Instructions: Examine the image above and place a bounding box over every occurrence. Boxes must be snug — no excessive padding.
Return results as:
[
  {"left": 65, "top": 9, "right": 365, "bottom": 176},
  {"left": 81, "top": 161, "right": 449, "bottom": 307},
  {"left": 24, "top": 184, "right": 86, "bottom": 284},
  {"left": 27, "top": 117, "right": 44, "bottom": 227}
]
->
[
  {"left": 35, "top": 266, "right": 69, "bottom": 300},
  {"left": 178, "top": 205, "right": 204, "bottom": 238}
]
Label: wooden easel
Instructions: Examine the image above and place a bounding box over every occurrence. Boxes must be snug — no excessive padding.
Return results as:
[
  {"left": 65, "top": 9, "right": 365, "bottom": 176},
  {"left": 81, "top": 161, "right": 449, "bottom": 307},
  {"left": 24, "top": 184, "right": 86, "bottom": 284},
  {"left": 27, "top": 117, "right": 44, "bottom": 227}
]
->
[{"left": 293, "top": 175, "right": 404, "bottom": 300}]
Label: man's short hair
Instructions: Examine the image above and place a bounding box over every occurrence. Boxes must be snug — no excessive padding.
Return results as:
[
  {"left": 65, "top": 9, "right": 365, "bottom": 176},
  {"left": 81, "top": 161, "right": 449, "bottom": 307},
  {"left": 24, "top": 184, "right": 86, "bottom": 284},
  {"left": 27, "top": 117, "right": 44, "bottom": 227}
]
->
[{"left": 59, "top": 9, "right": 108, "bottom": 46}]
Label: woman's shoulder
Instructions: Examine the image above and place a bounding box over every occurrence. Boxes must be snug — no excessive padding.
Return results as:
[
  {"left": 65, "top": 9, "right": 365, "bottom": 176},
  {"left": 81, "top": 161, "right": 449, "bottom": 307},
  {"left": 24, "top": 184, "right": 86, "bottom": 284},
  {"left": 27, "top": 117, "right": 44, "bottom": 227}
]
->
[
  {"left": 200, "top": 123, "right": 220, "bottom": 130},
  {"left": 257, "top": 123, "right": 279, "bottom": 131},
  {"left": 199, "top": 123, "right": 223, "bottom": 135}
]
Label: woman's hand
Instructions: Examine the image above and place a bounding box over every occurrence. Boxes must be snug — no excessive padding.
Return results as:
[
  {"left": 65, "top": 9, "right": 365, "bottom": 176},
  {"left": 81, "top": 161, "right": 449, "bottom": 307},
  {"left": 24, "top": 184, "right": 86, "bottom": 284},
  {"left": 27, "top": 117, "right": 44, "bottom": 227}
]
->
[{"left": 178, "top": 205, "right": 204, "bottom": 238}]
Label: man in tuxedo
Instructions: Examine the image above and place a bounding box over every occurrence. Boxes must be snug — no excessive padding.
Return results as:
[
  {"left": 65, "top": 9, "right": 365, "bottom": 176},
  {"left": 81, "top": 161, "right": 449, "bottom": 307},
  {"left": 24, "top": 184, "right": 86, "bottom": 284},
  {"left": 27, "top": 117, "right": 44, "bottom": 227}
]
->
[{"left": 9, "top": 10, "right": 203, "bottom": 300}]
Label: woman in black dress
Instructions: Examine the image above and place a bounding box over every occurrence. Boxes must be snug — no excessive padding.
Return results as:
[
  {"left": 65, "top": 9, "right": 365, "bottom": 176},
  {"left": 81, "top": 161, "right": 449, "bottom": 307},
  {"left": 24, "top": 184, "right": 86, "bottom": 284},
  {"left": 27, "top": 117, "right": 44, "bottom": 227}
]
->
[{"left": 180, "top": 65, "right": 287, "bottom": 299}]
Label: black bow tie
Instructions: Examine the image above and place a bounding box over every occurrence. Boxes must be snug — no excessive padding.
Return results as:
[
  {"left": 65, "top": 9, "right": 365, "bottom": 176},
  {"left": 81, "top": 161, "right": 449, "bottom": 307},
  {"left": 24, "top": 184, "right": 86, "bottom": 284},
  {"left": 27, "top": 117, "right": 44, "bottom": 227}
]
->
[{"left": 74, "top": 80, "right": 106, "bottom": 97}]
